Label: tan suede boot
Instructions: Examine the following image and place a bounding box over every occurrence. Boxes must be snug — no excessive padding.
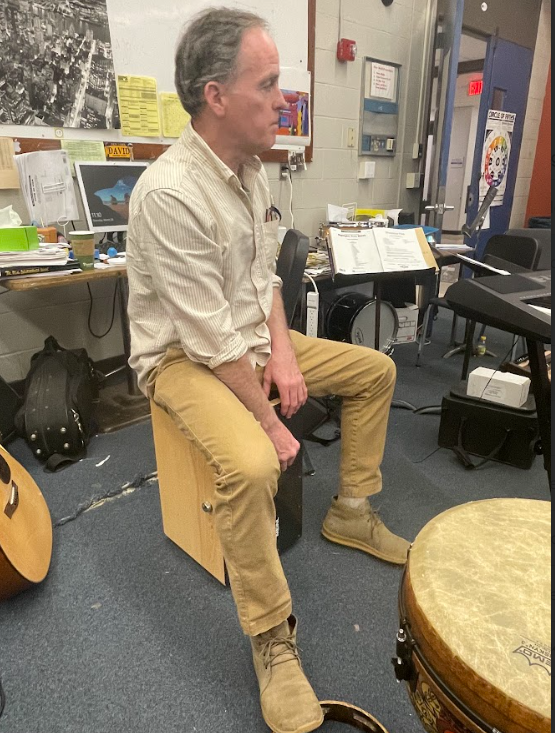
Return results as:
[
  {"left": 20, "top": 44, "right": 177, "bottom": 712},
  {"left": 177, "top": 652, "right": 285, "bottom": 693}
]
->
[
  {"left": 322, "top": 496, "right": 410, "bottom": 565},
  {"left": 251, "top": 615, "right": 324, "bottom": 733}
]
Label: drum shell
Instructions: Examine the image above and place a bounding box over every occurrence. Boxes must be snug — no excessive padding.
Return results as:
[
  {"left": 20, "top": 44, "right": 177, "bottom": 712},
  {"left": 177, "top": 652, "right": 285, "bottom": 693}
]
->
[
  {"left": 400, "top": 500, "right": 551, "bottom": 733},
  {"left": 325, "top": 292, "right": 398, "bottom": 352}
]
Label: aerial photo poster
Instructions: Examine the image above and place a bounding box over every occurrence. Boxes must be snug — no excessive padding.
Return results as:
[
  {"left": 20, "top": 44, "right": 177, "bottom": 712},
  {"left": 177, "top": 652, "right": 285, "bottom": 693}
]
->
[{"left": 0, "top": 0, "right": 120, "bottom": 129}]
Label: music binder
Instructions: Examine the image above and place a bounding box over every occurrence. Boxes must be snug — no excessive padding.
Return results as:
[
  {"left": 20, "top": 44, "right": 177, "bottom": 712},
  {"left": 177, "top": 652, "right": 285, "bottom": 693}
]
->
[{"left": 327, "top": 227, "right": 437, "bottom": 277}]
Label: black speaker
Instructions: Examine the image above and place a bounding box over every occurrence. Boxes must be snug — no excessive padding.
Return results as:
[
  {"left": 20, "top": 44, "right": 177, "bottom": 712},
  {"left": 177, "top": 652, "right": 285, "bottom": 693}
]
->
[{"left": 0, "top": 375, "right": 21, "bottom": 445}]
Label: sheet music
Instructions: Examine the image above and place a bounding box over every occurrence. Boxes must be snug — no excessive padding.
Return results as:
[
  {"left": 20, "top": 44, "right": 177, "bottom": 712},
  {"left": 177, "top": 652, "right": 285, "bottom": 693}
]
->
[
  {"left": 328, "top": 229, "right": 382, "bottom": 274},
  {"left": 373, "top": 228, "right": 429, "bottom": 272}
]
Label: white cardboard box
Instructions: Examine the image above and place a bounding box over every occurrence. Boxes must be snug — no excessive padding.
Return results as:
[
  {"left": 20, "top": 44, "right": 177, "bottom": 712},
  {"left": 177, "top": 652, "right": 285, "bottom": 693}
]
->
[
  {"left": 467, "top": 367, "right": 531, "bottom": 408},
  {"left": 394, "top": 303, "right": 419, "bottom": 344}
]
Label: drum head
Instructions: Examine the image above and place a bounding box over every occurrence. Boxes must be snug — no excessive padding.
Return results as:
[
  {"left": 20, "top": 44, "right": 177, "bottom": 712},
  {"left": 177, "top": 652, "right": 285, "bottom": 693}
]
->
[
  {"left": 406, "top": 498, "right": 551, "bottom": 733},
  {"left": 350, "top": 300, "right": 397, "bottom": 352}
]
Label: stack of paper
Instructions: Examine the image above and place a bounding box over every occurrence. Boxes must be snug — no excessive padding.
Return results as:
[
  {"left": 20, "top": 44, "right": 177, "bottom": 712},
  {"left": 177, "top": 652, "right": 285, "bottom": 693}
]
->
[{"left": 0, "top": 245, "right": 72, "bottom": 277}]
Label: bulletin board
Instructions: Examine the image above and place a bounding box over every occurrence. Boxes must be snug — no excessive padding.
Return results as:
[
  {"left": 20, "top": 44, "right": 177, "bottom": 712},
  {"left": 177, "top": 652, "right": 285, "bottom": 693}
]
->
[{"left": 1, "top": 0, "right": 315, "bottom": 163}]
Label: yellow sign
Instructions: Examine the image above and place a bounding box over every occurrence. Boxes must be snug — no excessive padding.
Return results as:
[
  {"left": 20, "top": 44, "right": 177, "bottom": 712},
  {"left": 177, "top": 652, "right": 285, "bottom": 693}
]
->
[
  {"left": 105, "top": 143, "right": 133, "bottom": 160},
  {"left": 117, "top": 75, "right": 161, "bottom": 138},
  {"left": 61, "top": 140, "right": 106, "bottom": 175},
  {"left": 160, "top": 93, "right": 191, "bottom": 138}
]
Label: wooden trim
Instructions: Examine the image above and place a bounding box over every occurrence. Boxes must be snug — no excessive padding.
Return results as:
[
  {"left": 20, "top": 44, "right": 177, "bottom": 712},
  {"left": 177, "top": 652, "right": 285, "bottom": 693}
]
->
[{"left": 14, "top": 139, "right": 62, "bottom": 153}]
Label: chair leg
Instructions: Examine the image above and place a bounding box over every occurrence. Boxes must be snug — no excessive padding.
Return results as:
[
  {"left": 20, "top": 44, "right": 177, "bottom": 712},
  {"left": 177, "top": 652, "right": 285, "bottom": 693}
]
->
[
  {"left": 416, "top": 305, "right": 432, "bottom": 366},
  {"left": 449, "top": 311, "right": 459, "bottom": 348},
  {"left": 302, "top": 444, "right": 316, "bottom": 476}
]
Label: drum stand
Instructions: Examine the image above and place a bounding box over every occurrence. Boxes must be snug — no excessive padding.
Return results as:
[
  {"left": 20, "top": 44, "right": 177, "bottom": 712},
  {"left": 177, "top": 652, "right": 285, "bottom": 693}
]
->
[
  {"left": 320, "top": 701, "right": 390, "bottom": 732},
  {"left": 373, "top": 281, "right": 417, "bottom": 412}
]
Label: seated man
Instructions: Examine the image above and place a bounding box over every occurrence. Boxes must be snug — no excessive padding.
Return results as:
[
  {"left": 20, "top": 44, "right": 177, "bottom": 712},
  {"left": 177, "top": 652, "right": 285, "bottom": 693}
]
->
[{"left": 126, "top": 8, "right": 409, "bottom": 733}]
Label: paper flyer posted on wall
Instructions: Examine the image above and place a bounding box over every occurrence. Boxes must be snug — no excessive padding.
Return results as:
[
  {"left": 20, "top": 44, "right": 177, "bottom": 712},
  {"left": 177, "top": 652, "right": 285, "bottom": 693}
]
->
[
  {"left": 0, "top": 0, "right": 120, "bottom": 129},
  {"left": 480, "top": 110, "right": 516, "bottom": 207}
]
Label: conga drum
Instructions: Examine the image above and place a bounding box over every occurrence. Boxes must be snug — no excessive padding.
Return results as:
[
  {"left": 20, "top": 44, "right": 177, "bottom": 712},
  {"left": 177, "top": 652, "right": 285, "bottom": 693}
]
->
[{"left": 393, "top": 499, "right": 551, "bottom": 733}]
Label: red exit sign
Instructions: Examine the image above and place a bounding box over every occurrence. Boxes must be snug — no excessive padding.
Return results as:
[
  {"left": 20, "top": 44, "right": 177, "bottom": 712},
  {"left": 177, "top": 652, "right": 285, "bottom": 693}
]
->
[{"left": 468, "top": 79, "right": 484, "bottom": 96}]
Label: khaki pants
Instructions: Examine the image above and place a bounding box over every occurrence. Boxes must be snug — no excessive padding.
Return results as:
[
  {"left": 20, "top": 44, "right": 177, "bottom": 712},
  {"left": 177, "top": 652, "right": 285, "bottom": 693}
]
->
[{"left": 151, "top": 331, "right": 396, "bottom": 636}]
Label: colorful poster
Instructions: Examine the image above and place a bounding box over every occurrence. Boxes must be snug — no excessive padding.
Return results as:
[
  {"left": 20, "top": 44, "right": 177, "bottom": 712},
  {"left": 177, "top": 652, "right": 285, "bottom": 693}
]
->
[
  {"left": 479, "top": 110, "right": 516, "bottom": 207},
  {"left": 277, "top": 90, "right": 310, "bottom": 138},
  {"left": 0, "top": 0, "right": 120, "bottom": 129}
]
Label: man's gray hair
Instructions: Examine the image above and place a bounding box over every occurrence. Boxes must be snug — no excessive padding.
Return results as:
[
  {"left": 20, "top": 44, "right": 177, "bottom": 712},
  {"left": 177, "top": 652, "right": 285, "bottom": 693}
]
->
[{"left": 175, "top": 7, "right": 269, "bottom": 118}]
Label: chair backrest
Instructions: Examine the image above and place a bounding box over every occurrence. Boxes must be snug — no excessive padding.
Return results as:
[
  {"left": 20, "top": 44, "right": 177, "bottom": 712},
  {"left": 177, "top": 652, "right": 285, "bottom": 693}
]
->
[
  {"left": 482, "top": 234, "right": 540, "bottom": 271},
  {"left": 275, "top": 229, "right": 310, "bottom": 326},
  {"left": 505, "top": 228, "right": 552, "bottom": 270}
]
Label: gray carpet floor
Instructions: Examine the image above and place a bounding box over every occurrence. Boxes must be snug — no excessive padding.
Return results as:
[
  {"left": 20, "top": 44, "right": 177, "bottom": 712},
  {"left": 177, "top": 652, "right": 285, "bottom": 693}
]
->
[{"left": 0, "top": 311, "right": 549, "bottom": 733}]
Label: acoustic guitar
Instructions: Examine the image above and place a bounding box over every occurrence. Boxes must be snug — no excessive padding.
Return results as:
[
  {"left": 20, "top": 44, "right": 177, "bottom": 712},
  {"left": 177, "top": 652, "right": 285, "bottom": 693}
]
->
[{"left": 0, "top": 445, "right": 52, "bottom": 601}]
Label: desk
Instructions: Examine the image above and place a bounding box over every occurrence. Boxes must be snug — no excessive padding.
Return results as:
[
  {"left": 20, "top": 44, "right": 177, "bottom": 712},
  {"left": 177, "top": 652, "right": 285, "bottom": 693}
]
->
[{"left": 0, "top": 265, "right": 150, "bottom": 433}]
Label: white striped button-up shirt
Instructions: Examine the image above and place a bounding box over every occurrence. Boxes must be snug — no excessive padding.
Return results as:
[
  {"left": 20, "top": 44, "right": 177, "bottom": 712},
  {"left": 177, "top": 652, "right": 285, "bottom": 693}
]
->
[{"left": 126, "top": 123, "right": 281, "bottom": 395}]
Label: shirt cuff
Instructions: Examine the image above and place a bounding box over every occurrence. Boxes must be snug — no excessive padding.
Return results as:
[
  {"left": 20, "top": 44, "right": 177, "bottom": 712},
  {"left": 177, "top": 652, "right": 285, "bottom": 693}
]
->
[
  {"left": 207, "top": 337, "right": 249, "bottom": 370},
  {"left": 272, "top": 274, "right": 283, "bottom": 289}
]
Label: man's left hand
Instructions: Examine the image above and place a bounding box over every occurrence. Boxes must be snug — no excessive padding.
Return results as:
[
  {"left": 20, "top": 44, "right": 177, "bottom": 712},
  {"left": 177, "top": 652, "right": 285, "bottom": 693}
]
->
[{"left": 263, "top": 345, "right": 308, "bottom": 419}]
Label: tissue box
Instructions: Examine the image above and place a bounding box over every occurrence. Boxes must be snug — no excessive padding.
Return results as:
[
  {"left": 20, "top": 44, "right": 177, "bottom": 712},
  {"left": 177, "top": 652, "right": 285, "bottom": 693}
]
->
[
  {"left": 0, "top": 227, "right": 40, "bottom": 252},
  {"left": 394, "top": 303, "right": 419, "bottom": 344},
  {"left": 467, "top": 367, "right": 531, "bottom": 408}
]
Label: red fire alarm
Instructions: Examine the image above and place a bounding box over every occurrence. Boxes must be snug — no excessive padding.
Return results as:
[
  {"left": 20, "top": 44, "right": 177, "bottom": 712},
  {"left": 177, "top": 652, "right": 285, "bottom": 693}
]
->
[{"left": 337, "top": 39, "right": 357, "bottom": 63}]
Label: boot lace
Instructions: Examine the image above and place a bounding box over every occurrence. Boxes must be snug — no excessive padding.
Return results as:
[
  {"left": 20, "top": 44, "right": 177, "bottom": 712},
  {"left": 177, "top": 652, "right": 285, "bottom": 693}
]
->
[
  {"left": 261, "top": 637, "right": 301, "bottom": 671},
  {"left": 365, "top": 504, "right": 384, "bottom": 538}
]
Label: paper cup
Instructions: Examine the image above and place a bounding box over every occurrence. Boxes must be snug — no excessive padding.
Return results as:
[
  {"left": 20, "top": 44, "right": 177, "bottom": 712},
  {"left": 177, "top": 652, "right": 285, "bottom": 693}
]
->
[{"left": 70, "top": 231, "right": 95, "bottom": 270}]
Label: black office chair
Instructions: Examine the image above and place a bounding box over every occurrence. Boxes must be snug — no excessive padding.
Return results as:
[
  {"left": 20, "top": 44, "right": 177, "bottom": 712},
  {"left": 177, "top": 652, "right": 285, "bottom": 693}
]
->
[
  {"left": 505, "top": 228, "right": 551, "bottom": 270},
  {"left": 276, "top": 229, "right": 310, "bottom": 326},
  {"left": 418, "top": 234, "right": 540, "bottom": 364},
  {"left": 275, "top": 229, "right": 329, "bottom": 475}
]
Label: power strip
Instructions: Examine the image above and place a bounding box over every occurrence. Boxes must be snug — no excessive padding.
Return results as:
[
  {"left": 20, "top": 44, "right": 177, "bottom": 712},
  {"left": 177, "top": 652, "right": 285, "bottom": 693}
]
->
[{"left": 306, "top": 290, "right": 319, "bottom": 338}]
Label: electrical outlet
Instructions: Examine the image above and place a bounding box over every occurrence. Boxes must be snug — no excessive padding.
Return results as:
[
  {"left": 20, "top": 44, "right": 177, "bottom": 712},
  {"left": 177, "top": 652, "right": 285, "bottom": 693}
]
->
[
  {"left": 280, "top": 165, "right": 289, "bottom": 179},
  {"left": 347, "top": 127, "right": 356, "bottom": 148},
  {"left": 306, "top": 291, "right": 319, "bottom": 338}
]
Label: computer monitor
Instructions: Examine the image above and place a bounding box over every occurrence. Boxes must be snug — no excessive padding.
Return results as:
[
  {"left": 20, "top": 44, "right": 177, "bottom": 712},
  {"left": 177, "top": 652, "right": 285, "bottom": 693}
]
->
[{"left": 74, "top": 161, "right": 149, "bottom": 233}]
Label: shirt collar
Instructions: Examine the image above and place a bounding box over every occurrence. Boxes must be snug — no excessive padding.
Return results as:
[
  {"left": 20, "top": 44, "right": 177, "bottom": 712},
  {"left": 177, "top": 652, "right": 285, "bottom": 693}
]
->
[{"left": 179, "top": 123, "right": 262, "bottom": 189}]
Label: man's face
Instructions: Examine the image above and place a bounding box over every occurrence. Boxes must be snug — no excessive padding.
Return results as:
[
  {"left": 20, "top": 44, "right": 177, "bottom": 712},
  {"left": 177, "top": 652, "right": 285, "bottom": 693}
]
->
[{"left": 220, "top": 28, "right": 287, "bottom": 155}]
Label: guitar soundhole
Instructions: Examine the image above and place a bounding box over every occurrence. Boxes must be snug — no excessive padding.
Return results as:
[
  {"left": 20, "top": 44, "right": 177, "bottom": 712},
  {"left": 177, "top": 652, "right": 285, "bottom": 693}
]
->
[{"left": 0, "top": 454, "right": 11, "bottom": 485}]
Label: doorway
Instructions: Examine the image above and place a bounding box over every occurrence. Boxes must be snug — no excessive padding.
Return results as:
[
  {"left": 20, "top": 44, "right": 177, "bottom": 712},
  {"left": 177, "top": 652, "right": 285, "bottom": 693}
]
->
[
  {"left": 443, "top": 33, "right": 487, "bottom": 233},
  {"left": 421, "top": 0, "right": 538, "bottom": 250}
]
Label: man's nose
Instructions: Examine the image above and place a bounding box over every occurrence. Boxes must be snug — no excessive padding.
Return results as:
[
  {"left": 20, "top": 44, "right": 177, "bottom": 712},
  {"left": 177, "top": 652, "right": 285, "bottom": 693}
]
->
[{"left": 275, "top": 90, "right": 287, "bottom": 109}]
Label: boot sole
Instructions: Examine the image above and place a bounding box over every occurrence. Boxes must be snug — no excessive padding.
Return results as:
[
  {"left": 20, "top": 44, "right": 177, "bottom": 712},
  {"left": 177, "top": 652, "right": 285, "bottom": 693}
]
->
[
  {"left": 321, "top": 527, "right": 407, "bottom": 565},
  {"left": 265, "top": 710, "right": 324, "bottom": 733}
]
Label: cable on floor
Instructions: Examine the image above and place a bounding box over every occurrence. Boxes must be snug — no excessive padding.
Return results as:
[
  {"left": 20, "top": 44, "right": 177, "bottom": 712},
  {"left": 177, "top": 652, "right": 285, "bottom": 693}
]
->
[{"left": 54, "top": 471, "right": 158, "bottom": 528}]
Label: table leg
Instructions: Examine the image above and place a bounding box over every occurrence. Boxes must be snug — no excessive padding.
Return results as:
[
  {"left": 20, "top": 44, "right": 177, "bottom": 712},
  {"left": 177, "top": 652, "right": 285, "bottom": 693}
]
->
[
  {"left": 461, "top": 320, "right": 477, "bottom": 382},
  {"left": 526, "top": 340, "right": 551, "bottom": 489},
  {"left": 374, "top": 281, "right": 382, "bottom": 351},
  {"left": 117, "top": 277, "right": 141, "bottom": 396}
]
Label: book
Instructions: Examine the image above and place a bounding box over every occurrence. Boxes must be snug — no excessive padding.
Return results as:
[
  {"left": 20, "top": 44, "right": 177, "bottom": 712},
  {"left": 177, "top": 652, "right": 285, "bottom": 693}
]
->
[
  {"left": 0, "top": 262, "right": 77, "bottom": 278},
  {"left": 327, "top": 227, "right": 436, "bottom": 276}
]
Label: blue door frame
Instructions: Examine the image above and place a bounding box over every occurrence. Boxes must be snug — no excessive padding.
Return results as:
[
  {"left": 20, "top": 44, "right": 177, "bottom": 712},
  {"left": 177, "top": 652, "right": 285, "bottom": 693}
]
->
[{"left": 465, "top": 37, "right": 534, "bottom": 258}]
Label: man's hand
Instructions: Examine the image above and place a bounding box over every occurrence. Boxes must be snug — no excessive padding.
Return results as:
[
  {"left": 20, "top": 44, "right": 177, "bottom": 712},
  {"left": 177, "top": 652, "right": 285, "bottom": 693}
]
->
[
  {"left": 213, "top": 354, "right": 300, "bottom": 471},
  {"left": 264, "top": 419, "right": 301, "bottom": 472},
  {"left": 263, "top": 343, "right": 308, "bottom": 419}
]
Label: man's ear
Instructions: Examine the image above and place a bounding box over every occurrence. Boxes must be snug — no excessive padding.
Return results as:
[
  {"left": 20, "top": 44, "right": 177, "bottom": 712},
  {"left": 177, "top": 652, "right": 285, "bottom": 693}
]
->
[{"left": 203, "top": 81, "right": 227, "bottom": 119}]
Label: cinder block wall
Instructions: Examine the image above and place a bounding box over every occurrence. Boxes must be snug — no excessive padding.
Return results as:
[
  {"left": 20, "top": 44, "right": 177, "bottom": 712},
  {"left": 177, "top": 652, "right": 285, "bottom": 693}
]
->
[{"left": 0, "top": 0, "right": 549, "bottom": 381}]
